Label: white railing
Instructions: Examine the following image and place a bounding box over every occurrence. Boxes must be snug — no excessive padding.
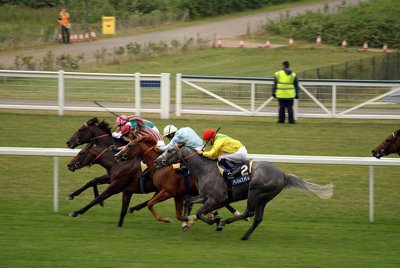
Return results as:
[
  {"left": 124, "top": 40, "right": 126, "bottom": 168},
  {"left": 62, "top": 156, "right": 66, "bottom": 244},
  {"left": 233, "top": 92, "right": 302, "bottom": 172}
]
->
[
  {"left": 1, "top": 70, "right": 400, "bottom": 119},
  {"left": 1, "top": 146, "right": 399, "bottom": 222},
  {"left": 0, "top": 70, "right": 171, "bottom": 119},
  {"left": 176, "top": 74, "right": 400, "bottom": 119}
]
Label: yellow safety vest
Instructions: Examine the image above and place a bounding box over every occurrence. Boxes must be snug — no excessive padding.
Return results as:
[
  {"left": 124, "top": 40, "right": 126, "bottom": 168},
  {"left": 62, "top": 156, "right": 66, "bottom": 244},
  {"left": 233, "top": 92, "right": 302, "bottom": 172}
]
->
[{"left": 275, "top": 70, "right": 296, "bottom": 98}]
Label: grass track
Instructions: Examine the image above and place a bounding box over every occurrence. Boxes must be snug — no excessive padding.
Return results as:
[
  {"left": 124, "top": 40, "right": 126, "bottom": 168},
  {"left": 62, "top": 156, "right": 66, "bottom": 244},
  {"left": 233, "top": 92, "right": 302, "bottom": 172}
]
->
[{"left": 0, "top": 112, "right": 399, "bottom": 267}]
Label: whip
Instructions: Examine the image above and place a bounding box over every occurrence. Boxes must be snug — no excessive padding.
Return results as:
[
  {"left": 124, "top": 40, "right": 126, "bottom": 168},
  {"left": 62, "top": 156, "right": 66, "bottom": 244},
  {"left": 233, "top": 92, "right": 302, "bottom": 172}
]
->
[{"left": 93, "top": 101, "right": 120, "bottom": 118}]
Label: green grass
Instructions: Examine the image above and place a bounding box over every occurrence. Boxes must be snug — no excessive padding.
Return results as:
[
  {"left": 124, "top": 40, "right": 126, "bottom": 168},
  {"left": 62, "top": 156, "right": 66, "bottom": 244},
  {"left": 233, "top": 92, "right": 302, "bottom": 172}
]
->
[
  {"left": 81, "top": 44, "right": 375, "bottom": 77},
  {"left": 0, "top": 111, "right": 399, "bottom": 267}
]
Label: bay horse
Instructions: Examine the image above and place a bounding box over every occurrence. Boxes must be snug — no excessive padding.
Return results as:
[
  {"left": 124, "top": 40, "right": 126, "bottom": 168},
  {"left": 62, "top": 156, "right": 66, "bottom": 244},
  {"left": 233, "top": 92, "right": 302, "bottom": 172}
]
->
[
  {"left": 116, "top": 135, "right": 244, "bottom": 229},
  {"left": 67, "top": 142, "right": 156, "bottom": 226},
  {"left": 66, "top": 117, "right": 129, "bottom": 202},
  {"left": 372, "top": 129, "right": 400, "bottom": 158},
  {"left": 154, "top": 145, "right": 334, "bottom": 240}
]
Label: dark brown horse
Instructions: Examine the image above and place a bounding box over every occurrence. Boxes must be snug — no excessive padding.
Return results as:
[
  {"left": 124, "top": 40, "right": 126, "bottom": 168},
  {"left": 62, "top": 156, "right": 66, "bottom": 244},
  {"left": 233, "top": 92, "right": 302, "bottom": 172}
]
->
[
  {"left": 67, "top": 142, "right": 157, "bottom": 226},
  {"left": 116, "top": 135, "right": 244, "bottom": 229},
  {"left": 66, "top": 117, "right": 128, "bottom": 201},
  {"left": 372, "top": 129, "right": 400, "bottom": 158}
]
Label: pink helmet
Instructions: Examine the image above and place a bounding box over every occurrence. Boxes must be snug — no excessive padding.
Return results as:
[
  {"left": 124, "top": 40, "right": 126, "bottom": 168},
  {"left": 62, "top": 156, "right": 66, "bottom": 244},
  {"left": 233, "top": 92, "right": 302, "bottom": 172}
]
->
[
  {"left": 120, "top": 124, "right": 133, "bottom": 135},
  {"left": 115, "top": 116, "right": 127, "bottom": 127}
]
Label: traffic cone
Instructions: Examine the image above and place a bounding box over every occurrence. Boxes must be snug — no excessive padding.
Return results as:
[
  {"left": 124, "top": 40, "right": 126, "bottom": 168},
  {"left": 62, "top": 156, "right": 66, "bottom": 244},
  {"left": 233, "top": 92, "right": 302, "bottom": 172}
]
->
[
  {"left": 341, "top": 39, "right": 347, "bottom": 48},
  {"left": 90, "top": 30, "right": 97, "bottom": 41},
  {"left": 363, "top": 41, "right": 368, "bottom": 51},
  {"left": 84, "top": 31, "right": 90, "bottom": 41},
  {"left": 78, "top": 32, "right": 84, "bottom": 42},
  {"left": 58, "top": 33, "right": 63, "bottom": 42},
  {"left": 265, "top": 40, "right": 271, "bottom": 48},
  {"left": 217, "top": 39, "right": 222, "bottom": 48},
  {"left": 382, "top": 43, "right": 388, "bottom": 53},
  {"left": 239, "top": 40, "right": 244, "bottom": 48},
  {"left": 288, "top": 37, "right": 294, "bottom": 46},
  {"left": 316, "top": 35, "right": 321, "bottom": 45},
  {"left": 70, "top": 32, "right": 77, "bottom": 42}
]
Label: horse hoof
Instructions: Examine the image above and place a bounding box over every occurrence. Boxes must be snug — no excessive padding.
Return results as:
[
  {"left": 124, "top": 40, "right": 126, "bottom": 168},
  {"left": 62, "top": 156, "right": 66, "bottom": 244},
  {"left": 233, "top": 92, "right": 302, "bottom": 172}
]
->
[
  {"left": 69, "top": 212, "right": 78, "bottom": 217},
  {"left": 128, "top": 208, "right": 134, "bottom": 213},
  {"left": 216, "top": 223, "right": 224, "bottom": 231},
  {"left": 67, "top": 195, "right": 74, "bottom": 200},
  {"left": 182, "top": 222, "right": 189, "bottom": 231},
  {"left": 159, "top": 217, "right": 171, "bottom": 223},
  {"left": 244, "top": 217, "right": 251, "bottom": 222}
]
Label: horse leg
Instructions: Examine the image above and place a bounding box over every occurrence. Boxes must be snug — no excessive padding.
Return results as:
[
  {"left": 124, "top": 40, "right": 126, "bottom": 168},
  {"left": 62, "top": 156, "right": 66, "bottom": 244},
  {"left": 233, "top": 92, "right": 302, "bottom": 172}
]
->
[
  {"left": 224, "top": 204, "right": 250, "bottom": 221},
  {"left": 240, "top": 201, "right": 267, "bottom": 240},
  {"left": 118, "top": 191, "right": 132, "bottom": 227},
  {"left": 128, "top": 192, "right": 158, "bottom": 213},
  {"left": 174, "top": 196, "right": 184, "bottom": 221},
  {"left": 68, "top": 174, "right": 110, "bottom": 202},
  {"left": 128, "top": 200, "right": 149, "bottom": 213},
  {"left": 195, "top": 200, "right": 222, "bottom": 226},
  {"left": 147, "top": 189, "right": 173, "bottom": 223},
  {"left": 69, "top": 190, "right": 114, "bottom": 217}
]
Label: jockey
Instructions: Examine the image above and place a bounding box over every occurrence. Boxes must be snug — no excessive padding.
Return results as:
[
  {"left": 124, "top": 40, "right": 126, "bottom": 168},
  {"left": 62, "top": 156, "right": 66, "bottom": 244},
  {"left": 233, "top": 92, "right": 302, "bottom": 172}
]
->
[
  {"left": 198, "top": 129, "right": 248, "bottom": 178},
  {"left": 159, "top": 124, "right": 203, "bottom": 152},
  {"left": 112, "top": 115, "right": 164, "bottom": 147}
]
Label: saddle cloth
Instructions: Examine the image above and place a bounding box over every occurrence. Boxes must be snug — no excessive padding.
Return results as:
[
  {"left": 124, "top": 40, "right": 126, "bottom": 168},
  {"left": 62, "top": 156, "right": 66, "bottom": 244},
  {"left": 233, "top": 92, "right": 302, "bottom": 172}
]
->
[{"left": 218, "top": 161, "right": 252, "bottom": 186}]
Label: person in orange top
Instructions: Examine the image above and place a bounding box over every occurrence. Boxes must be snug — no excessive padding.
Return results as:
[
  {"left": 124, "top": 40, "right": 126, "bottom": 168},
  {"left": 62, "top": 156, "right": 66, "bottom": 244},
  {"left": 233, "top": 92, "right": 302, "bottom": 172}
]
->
[{"left": 58, "top": 8, "right": 70, "bottom": 44}]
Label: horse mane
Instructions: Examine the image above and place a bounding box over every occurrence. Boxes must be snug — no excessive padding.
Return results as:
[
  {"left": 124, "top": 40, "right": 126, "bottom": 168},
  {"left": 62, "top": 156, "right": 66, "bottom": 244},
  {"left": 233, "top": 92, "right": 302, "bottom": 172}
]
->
[
  {"left": 97, "top": 120, "right": 112, "bottom": 134},
  {"left": 87, "top": 117, "right": 99, "bottom": 125},
  {"left": 143, "top": 135, "right": 158, "bottom": 146}
]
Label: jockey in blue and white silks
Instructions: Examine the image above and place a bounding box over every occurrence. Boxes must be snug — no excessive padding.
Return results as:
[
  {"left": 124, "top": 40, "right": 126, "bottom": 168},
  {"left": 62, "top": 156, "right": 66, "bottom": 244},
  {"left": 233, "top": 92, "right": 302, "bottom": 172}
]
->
[{"left": 159, "top": 125, "right": 203, "bottom": 152}]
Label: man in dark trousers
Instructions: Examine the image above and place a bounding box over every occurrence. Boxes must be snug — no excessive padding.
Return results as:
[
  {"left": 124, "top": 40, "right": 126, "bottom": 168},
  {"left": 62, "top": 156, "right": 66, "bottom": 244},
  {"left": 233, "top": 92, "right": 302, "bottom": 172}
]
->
[{"left": 272, "top": 61, "right": 299, "bottom": 124}]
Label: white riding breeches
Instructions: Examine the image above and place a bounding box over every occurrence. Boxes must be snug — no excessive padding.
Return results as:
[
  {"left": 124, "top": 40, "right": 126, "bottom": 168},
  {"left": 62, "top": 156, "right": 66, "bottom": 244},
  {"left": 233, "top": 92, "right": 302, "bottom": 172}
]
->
[{"left": 218, "top": 146, "right": 248, "bottom": 162}]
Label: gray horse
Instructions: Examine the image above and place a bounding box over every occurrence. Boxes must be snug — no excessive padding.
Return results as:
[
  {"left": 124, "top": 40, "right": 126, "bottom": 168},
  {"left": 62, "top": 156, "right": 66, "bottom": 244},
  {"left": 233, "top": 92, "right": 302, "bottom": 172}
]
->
[{"left": 154, "top": 145, "right": 334, "bottom": 240}]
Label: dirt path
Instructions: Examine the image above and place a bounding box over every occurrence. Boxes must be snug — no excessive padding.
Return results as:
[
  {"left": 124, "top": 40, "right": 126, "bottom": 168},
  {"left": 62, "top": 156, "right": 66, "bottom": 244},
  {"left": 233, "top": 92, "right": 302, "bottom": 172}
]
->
[{"left": 1, "top": 0, "right": 369, "bottom": 68}]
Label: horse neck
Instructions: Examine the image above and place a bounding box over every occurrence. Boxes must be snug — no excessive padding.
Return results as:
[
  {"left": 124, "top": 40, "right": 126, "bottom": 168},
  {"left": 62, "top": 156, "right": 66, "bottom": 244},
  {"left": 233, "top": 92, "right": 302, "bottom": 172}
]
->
[
  {"left": 90, "top": 148, "right": 116, "bottom": 172},
  {"left": 139, "top": 143, "right": 160, "bottom": 173},
  {"left": 182, "top": 148, "right": 217, "bottom": 181}
]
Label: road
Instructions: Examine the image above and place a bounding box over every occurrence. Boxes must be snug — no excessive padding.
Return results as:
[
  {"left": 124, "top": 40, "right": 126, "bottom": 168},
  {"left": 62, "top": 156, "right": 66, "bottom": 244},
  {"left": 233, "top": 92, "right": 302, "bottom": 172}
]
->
[{"left": 1, "top": 0, "right": 369, "bottom": 68}]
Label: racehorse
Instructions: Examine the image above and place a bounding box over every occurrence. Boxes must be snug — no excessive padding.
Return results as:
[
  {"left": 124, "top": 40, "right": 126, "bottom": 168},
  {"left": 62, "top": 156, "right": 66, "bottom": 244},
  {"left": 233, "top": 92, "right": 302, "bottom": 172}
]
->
[
  {"left": 372, "top": 129, "right": 400, "bottom": 158},
  {"left": 66, "top": 117, "right": 128, "bottom": 201},
  {"left": 154, "top": 145, "right": 334, "bottom": 240},
  {"left": 67, "top": 142, "right": 157, "bottom": 226},
  {"left": 116, "top": 135, "right": 244, "bottom": 228}
]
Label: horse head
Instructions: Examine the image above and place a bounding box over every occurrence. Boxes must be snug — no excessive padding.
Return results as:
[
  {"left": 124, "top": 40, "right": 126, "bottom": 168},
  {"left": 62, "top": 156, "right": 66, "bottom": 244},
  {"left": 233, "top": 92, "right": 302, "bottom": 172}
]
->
[
  {"left": 154, "top": 144, "right": 186, "bottom": 169},
  {"left": 66, "top": 118, "right": 113, "bottom": 149},
  {"left": 115, "top": 135, "right": 158, "bottom": 161},
  {"left": 67, "top": 143, "right": 96, "bottom": 171},
  {"left": 372, "top": 129, "right": 400, "bottom": 158}
]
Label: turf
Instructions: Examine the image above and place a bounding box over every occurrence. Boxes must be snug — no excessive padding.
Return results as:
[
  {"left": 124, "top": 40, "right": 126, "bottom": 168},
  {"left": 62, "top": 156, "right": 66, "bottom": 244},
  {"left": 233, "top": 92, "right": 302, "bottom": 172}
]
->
[{"left": 0, "top": 111, "right": 399, "bottom": 267}]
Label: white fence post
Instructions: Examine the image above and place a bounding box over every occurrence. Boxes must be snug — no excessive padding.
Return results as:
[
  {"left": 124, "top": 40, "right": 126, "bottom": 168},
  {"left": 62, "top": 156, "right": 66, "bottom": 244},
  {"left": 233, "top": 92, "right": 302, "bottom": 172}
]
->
[
  {"left": 369, "top": 165, "right": 374, "bottom": 222},
  {"left": 160, "top": 73, "right": 170, "bottom": 119},
  {"left": 53, "top": 156, "right": 59, "bottom": 212},
  {"left": 251, "top": 82, "right": 255, "bottom": 114},
  {"left": 135, "top": 73, "right": 141, "bottom": 116},
  {"left": 332, "top": 84, "right": 336, "bottom": 116},
  {"left": 176, "top": 73, "right": 182, "bottom": 116},
  {"left": 58, "top": 70, "right": 64, "bottom": 116}
]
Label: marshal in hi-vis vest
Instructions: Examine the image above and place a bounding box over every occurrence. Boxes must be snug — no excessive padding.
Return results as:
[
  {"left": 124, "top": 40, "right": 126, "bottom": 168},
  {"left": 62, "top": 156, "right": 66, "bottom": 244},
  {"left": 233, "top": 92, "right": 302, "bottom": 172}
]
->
[{"left": 275, "top": 70, "right": 296, "bottom": 99}]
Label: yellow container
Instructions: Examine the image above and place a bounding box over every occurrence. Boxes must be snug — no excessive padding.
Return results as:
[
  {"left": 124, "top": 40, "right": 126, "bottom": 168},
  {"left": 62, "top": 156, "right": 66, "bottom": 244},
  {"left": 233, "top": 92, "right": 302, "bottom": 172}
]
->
[{"left": 102, "top": 16, "right": 115, "bottom": 35}]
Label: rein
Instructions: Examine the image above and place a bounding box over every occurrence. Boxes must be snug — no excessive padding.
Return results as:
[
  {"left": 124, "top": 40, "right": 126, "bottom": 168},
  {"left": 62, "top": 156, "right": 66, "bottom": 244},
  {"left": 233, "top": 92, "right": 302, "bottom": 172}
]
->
[
  {"left": 88, "top": 146, "right": 110, "bottom": 167},
  {"left": 143, "top": 145, "right": 159, "bottom": 156},
  {"left": 91, "top": 133, "right": 110, "bottom": 142}
]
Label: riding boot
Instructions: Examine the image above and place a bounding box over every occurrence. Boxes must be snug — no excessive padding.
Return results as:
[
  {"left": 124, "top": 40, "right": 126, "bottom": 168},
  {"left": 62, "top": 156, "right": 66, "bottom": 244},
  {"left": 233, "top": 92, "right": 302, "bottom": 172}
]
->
[{"left": 227, "top": 165, "right": 242, "bottom": 179}]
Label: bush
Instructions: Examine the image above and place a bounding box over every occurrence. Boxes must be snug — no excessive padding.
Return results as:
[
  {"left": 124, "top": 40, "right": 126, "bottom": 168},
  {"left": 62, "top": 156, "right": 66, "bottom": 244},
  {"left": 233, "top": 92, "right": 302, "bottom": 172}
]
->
[{"left": 265, "top": 0, "right": 400, "bottom": 48}]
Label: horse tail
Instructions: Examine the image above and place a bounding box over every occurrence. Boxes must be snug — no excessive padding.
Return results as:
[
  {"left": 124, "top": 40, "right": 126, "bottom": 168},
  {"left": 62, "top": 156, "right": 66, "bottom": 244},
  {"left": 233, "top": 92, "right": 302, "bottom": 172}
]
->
[{"left": 284, "top": 173, "right": 334, "bottom": 199}]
